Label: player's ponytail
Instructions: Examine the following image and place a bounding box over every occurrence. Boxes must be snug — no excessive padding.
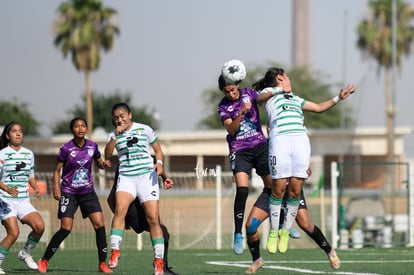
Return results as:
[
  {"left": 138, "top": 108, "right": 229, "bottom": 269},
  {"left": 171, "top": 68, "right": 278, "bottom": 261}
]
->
[{"left": 252, "top": 68, "right": 285, "bottom": 91}]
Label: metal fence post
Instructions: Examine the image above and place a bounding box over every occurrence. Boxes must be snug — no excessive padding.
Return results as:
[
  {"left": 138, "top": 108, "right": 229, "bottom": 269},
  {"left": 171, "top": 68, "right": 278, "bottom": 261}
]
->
[
  {"left": 331, "top": 161, "right": 339, "bottom": 249},
  {"left": 216, "top": 165, "right": 222, "bottom": 250}
]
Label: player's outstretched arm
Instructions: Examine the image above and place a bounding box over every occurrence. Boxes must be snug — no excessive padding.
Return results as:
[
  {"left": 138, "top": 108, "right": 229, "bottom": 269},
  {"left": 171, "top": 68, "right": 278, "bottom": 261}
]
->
[{"left": 303, "top": 83, "right": 355, "bottom": 113}]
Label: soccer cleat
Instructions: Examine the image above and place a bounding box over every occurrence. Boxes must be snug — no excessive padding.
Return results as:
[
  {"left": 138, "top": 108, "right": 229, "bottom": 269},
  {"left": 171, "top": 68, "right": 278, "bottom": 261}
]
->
[
  {"left": 38, "top": 259, "right": 48, "bottom": 273},
  {"left": 154, "top": 258, "right": 164, "bottom": 275},
  {"left": 289, "top": 227, "right": 301, "bottom": 239},
  {"left": 0, "top": 267, "right": 5, "bottom": 275},
  {"left": 328, "top": 249, "right": 341, "bottom": 270},
  {"left": 108, "top": 249, "right": 120, "bottom": 269},
  {"left": 245, "top": 257, "right": 264, "bottom": 274},
  {"left": 278, "top": 228, "right": 290, "bottom": 253},
  {"left": 17, "top": 250, "right": 38, "bottom": 270},
  {"left": 266, "top": 230, "right": 279, "bottom": 254},
  {"left": 233, "top": 233, "right": 244, "bottom": 255},
  {"left": 99, "top": 262, "right": 113, "bottom": 273},
  {"left": 164, "top": 265, "right": 179, "bottom": 275}
]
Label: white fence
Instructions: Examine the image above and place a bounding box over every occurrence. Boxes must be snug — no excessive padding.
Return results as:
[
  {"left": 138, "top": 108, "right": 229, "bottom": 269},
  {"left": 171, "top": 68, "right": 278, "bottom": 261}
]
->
[{"left": 331, "top": 161, "right": 414, "bottom": 249}]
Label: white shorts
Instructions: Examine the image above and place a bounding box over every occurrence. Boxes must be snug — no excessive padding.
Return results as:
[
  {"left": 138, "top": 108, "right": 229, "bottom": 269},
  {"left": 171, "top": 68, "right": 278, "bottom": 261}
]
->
[
  {"left": 0, "top": 197, "right": 38, "bottom": 221},
  {"left": 116, "top": 169, "right": 160, "bottom": 203},
  {"left": 268, "top": 133, "right": 310, "bottom": 179}
]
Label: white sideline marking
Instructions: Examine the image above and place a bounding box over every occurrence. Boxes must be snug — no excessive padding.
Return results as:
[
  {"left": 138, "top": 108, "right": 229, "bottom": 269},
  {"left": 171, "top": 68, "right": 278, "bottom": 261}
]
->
[{"left": 206, "top": 260, "right": 382, "bottom": 275}]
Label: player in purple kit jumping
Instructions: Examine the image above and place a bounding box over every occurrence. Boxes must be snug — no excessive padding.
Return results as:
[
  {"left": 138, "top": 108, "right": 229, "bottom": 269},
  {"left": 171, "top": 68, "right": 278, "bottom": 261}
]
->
[
  {"left": 37, "top": 117, "right": 112, "bottom": 274},
  {"left": 217, "top": 72, "right": 278, "bottom": 255}
]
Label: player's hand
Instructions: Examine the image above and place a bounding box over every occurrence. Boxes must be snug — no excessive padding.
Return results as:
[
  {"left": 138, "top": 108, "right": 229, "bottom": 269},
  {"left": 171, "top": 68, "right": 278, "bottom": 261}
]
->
[
  {"left": 53, "top": 187, "right": 61, "bottom": 201},
  {"left": 7, "top": 186, "right": 18, "bottom": 197},
  {"left": 163, "top": 178, "right": 174, "bottom": 190},
  {"left": 34, "top": 189, "right": 42, "bottom": 199},
  {"left": 339, "top": 84, "right": 356, "bottom": 100},
  {"left": 104, "top": 159, "right": 112, "bottom": 168},
  {"left": 243, "top": 102, "right": 252, "bottom": 110},
  {"left": 281, "top": 74, "right": 292, "bottom": 92},
  {"left": 115, "top": 122, "right": 128, "bottom": 135}
]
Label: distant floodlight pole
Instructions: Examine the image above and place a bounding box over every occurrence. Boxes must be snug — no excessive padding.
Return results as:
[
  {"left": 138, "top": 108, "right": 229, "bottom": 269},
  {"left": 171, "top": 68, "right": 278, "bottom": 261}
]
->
[
  {"left": 390, "top": 0, "right": 397, "bottom": 163},
  {"left": 390, "top": 0, "right": 397, "bottom": 235}
]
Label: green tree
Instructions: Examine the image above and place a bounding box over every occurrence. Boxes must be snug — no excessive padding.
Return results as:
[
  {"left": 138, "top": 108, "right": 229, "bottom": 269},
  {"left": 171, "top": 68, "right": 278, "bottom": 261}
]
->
[
  {"left": 52, "top": 92, "right": 160, "bottom": 134},
  {"left": 52, "top": 0, "right": 120, "bottom": 138},
  {"left": 356, "top": 0, "right": 414, "bottom": 159},
  {"left": 0, "top": 100, "right": 40, "bottom": 136},
  {"left": 200, "top": 64, "right": 353, "bottom": 129}
]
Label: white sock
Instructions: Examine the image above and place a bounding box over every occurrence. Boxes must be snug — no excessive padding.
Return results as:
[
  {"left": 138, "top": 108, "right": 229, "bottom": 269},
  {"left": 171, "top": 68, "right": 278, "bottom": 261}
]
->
[
  {"left": 269, "top": 196, "right": 283, "bottom": 231},
  {"left": 110, "top": 235, "right": 123, "bottom": 250},
  {"left": 153, "top": 243, "right": 164, "bottom": 260},
  {"left": 284, "top": 197, "right": 300, "bottom": 230}
]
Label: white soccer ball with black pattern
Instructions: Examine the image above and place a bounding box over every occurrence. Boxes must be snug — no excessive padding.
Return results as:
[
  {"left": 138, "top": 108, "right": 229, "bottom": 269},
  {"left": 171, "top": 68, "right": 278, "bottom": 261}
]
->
[{"left": 221, "top": 59, "right": 246, "bottom": 84}]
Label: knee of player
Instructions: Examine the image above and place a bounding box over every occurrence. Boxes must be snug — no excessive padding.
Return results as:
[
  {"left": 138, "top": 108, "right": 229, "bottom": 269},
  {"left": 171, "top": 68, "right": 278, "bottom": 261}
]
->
[
  {"left": 297, "top": 218, "right": 314, "bottom": 233},
  {"left": 114, "top": 208, "right": 129, "bottom": 219},
  {"left": 246, "top": 217, "right": 262, "bottom": 236},
  {"left": 299, "top": 224, "right": 314, "bottom": 234},
  {"left": 146, "top": 217, "right": 161, "bottom": 227},
  {"left": 93, "top": 221, "right": 105, "bottom": 229},
  {"left": 31, "top": 220, "right": 45, "bottom": 235},
  {"left": 272, "top": 187, "right": 286, "bottom": 198}
]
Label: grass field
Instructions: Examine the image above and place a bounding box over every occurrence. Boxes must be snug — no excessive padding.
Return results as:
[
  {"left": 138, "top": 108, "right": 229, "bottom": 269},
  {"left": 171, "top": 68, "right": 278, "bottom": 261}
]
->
[{"left": 2, "top": 246, "right": 414, "bottom": 274}]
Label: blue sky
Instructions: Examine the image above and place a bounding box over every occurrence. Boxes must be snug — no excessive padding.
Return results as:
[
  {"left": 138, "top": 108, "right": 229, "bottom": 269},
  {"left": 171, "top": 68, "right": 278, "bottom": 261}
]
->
[{"left": 1, "top": 0, "right": 414, "bottom": 156}]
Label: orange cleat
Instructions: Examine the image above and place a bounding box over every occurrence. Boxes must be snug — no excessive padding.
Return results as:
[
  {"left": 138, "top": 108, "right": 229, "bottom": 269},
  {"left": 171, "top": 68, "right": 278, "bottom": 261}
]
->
[
  {"left": 37, "top": 259, "right": 48, "bottom": 273},
  {"left": 154, "top": 258, "right": 164, "bottom": 275},
  {"left": 108, "top": 249, "right": 120, "bottom": 269},
  {"left": 99, "top": 262, "right": 113, "bottom": 273}
]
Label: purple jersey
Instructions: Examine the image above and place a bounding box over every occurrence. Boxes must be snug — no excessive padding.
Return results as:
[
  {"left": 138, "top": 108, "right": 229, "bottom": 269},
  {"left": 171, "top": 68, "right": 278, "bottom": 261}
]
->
[
  {"left": 217, "top": 87, "right": 267, "bottom": 154},
  {"left": 57, "top": 139, "right": 101, "bottom": 195}
]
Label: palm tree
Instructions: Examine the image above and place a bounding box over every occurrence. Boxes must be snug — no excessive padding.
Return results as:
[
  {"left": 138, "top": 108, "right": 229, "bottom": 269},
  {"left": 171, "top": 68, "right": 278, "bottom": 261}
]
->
[
  {"left": 52, "top": 0, "right": 120, "bottom": 138},
  {"left": 356, "top": 0, "right": 414, "bottom": 160}
]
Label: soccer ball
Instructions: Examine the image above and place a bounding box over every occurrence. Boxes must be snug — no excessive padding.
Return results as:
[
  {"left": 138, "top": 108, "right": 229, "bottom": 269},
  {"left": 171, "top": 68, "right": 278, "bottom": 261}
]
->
[{"left": 221, "top": 59, "right": 246, "bottom": 84}]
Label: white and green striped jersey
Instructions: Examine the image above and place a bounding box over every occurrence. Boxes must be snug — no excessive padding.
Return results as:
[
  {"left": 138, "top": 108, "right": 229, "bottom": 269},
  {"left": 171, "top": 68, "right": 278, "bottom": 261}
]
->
[
  {"left": 0, "top": 146, "right": 34, "bottom": 199},
  {"left": 109, "top": 122, "right": 158, "bottom": 177},
  {"left": 260, "top": 87, "right": 307, "bottom": 138}
]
